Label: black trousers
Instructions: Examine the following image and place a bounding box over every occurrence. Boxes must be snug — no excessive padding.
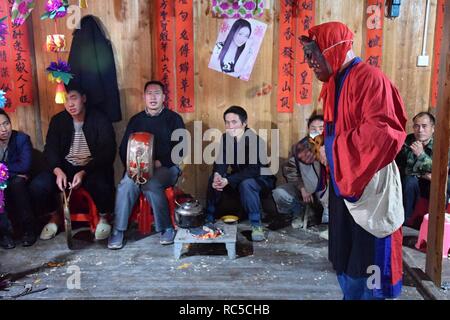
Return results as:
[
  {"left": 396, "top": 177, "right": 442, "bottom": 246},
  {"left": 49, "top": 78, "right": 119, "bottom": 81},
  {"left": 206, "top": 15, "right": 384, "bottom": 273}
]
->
[
  {"left": 4, "top": 176, "right": 36, "bottom": 235},
  {"left": 29, "top": 164, "right": 115, "bottom": 216}
]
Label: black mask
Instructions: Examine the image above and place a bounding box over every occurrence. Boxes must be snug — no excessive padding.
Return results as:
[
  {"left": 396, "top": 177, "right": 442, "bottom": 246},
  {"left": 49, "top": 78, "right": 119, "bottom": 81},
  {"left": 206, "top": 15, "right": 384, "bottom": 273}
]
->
[{"left": 300, "top": 35, "right": 332, "bottom": 82}]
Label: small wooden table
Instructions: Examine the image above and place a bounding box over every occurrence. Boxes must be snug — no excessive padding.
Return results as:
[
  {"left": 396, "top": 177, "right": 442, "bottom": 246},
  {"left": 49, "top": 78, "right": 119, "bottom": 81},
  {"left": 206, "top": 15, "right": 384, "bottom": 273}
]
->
[{"left": 174, "top": 222, "right": 237, "bottom": 259}]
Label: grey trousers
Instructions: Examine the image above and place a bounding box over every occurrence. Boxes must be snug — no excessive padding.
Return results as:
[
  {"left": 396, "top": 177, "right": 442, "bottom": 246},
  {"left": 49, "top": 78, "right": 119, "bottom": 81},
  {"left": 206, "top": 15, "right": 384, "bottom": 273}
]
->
[
  {"left": 272, "top": 183, "right": 304, "bottom": 216},
  {"left": 113, "top": 166, "right": 180, "bottom": 233}
]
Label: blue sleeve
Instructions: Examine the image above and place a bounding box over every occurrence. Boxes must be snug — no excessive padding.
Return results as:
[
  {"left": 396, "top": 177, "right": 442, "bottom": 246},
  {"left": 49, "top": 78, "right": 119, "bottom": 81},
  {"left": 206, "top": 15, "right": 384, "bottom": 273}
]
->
[{"left": 8, "top": 133, "right": 33, "bottom": 175}]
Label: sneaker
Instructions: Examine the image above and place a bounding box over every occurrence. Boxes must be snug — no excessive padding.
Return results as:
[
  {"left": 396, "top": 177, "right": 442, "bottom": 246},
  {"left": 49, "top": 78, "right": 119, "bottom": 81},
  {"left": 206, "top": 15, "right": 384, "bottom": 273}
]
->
[
  {"left": 107, "top": 229, "right": 124, "bottom": 250},
  {"left": 95, "top": 217, "right": 112, "bottom": 240},
  {"left": 251, "top": 226, "right": 266, "bottom": 242},
  {"left": 321, "top": 208, "right": 329, "bottom": 224},
  {"left": 0, "top": 234, "right": 15, "bottom": 249},
  {"left": 291, "top": 217, "right": 304, "bottom": 229},
  {"left": 160, "top": 228, "right": 176, "bottom": 245},
  {"left": 40, "top": 222, "right": 58, "bottom": 240},
  {"left": 22, "top": 233, "right": 37, "bottom": 247}
]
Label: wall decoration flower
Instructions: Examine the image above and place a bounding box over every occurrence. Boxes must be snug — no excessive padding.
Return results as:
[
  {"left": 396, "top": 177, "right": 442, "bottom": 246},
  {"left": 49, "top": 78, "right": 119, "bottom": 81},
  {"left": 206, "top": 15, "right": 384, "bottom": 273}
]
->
[
  {"left": 41, "top": 0, "right": 69, "bottom": 20},
  {"left": 0, "top": 163, "right": 9, "bottom": 214},
  {"left": 11, "top": 0, "right": 35, "bottom": 26},
  {"left": 46, "top": 59, "right": 73, "bottom": 85},
  {"left": 0, "top": 17, "right": 7, "bottom": 42},
  {"left": 0, "top": 90, "right": 6, "bottom": 109},
  {"left": 46, "top": 60, "right": 73, "bottom": 104}
]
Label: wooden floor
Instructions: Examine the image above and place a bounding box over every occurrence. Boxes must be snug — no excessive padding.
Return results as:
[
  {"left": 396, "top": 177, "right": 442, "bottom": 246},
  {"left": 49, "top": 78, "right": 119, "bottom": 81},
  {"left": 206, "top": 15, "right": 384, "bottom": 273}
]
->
[{"left": 0, "top": 222, "right": 423, "bottom": 300}]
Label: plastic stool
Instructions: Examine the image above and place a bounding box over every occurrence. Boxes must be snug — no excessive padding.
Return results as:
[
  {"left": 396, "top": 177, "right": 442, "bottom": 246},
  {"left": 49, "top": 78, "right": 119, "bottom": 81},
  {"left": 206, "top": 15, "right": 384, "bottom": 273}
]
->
[
  {"left": 130, "top": 187, "right": 180, "bottom": 235},
  {"left": 68, "top": 187, "right": 100, "bottom": 234},
  {"left": 407, "top": 197, "right": 450, "bottom": 229},
  {"left": 415, "top": 213, "right": 450, "bottom": 258}
]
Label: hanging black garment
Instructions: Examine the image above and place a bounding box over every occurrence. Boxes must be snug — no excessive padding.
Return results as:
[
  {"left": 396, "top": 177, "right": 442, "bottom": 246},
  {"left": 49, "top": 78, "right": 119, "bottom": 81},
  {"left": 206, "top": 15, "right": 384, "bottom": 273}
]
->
[{"left": 68, "top": 15, "right": 122, "bottom": 122}]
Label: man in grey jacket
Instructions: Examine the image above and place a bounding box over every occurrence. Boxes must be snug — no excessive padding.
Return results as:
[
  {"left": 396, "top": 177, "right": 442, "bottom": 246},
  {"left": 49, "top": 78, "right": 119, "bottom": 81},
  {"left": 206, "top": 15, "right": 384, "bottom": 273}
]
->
[{"left": 272, "top": 115, "right": 328, "bottom": 228}]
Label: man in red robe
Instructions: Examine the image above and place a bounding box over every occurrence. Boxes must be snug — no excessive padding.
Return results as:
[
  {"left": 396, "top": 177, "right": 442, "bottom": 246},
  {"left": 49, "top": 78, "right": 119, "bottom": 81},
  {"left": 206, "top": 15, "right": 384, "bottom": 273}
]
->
[{"left": 299, "top": 22, "right": 407, "bottom": 299}]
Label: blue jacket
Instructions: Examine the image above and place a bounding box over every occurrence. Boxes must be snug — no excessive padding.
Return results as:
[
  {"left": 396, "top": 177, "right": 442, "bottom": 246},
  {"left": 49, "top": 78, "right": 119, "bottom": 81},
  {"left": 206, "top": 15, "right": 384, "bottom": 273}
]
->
[{"left": 2, "top": 131, "right": 33, "bottom": 177}]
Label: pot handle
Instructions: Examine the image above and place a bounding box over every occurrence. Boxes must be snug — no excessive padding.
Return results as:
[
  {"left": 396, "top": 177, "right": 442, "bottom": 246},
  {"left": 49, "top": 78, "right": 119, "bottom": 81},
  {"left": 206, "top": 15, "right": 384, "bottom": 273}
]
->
[{"left": 174, "top": 193, "right": 195, "bottom": 206}]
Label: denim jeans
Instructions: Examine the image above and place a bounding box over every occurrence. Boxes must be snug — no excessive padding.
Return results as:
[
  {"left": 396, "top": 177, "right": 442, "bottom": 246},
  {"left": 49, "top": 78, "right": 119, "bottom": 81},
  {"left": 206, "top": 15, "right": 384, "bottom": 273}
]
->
[
  {"left": 206, "top": 174, "right": 275, "bottom": 226},
  {"left": 113, "top": 166, "right": 180, "bottom": 233}
]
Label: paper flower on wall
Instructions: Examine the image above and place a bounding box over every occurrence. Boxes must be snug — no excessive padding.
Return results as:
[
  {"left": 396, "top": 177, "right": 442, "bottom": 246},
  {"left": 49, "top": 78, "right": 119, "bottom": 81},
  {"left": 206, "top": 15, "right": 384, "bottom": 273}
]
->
[
  {"left": 47, "top": 60, "right": 73, "bottom": 84},
  {"left": 211, "top": 0, "right": 264, "bottom": 18},
  {"left": 46, "top": 60, "right": 73, "bottom": 104},
  {"left": 0, "top": 163, "right": 9, "bottom": 214},
  {"left": 41, "top": 0, "right": 69, "bottom": 20},
  {"left": 46, "top": 34, "right": 66, "bottom": 52},
  {"left": 11, "top": 0, "right": 35, "bottom": 27},
  {"left": 0, "top": 90, "right": 6, "bottom": 109},
  {"left": 0, "top": 17, "right": 7, "bottom": 42}
]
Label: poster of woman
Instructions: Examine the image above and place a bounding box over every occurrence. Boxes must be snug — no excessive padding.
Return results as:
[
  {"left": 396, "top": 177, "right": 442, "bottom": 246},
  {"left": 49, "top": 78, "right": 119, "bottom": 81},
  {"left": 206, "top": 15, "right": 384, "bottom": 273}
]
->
[{"left": 208, "top": 18, "right": 267, "bottom": 81}]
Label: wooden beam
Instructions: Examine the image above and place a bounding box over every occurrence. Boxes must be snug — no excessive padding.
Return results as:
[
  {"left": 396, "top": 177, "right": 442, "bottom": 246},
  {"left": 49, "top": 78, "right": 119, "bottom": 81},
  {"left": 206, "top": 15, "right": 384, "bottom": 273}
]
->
[
  {"left": 425, "top": 1, "right": 450, "bottom": 287},
  {"left": 26, "top": 16, "right": 44, "bottom": 149}
]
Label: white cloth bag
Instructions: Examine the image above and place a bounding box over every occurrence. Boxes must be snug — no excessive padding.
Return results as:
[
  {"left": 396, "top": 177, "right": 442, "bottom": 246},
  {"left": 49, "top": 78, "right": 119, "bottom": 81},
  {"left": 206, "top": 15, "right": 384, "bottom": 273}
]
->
[{"left": 344, "top": 161, "right": 404, "bottom": 238}]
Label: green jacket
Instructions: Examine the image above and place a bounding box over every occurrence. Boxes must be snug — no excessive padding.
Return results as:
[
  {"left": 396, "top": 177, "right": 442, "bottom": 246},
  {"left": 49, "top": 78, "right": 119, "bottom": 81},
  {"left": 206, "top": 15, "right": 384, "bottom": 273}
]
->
[{"left": 395, "top": 133, "right": 447, "bottom": 176}]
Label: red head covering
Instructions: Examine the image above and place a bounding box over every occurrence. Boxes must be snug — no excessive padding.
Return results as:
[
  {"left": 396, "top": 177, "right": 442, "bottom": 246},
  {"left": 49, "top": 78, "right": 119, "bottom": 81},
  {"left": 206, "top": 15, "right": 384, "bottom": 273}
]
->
[{"left": 308, "top": 22, "right": 354, "bottom": 122}]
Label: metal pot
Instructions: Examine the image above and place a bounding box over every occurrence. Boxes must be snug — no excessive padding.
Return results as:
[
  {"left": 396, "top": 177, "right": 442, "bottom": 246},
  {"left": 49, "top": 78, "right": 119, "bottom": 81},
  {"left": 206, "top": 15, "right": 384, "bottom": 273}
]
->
[{"left": 175, "top": 199, "right": 205, "bottom": 228}]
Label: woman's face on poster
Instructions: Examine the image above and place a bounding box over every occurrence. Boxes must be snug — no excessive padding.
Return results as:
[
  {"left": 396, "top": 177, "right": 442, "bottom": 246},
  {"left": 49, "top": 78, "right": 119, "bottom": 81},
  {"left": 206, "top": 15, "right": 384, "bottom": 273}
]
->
[{"left": 233, "top": 26, "right": 251, "bottom": 47}]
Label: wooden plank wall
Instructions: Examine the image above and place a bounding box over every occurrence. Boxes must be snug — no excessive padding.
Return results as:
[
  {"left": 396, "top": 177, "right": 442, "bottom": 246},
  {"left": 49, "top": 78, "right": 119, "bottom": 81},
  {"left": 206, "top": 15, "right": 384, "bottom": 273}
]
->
[
  {"left": 10, "top": 0, "right": 438, "bottom": 199},
  {"left": 29, "top": 0, "right": 153, "bottom": 181}
]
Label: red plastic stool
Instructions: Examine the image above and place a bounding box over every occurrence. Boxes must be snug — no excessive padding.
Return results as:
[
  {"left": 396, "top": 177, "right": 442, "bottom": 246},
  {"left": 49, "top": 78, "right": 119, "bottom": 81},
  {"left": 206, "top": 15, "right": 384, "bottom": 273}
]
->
[
  {"left": 68, "top": 187, "right": 100, "bottom": 234},
  {"left": 130, "top": 187, "right": 182, "bottom": 235}
]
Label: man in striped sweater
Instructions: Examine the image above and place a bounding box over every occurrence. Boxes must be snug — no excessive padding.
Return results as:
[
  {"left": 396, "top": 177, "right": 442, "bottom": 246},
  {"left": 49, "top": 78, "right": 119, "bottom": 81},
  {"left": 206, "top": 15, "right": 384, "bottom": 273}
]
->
[{"left": 30, "top": 87, "right": 116, "bottom": 241}]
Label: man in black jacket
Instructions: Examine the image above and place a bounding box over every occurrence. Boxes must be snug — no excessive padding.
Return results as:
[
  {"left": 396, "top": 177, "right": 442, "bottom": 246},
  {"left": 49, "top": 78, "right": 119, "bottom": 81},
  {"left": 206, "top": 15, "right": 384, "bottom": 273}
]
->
[
  {"left": 206, "top": 106, "right": 276, "bottom": 242},
  {"left": 30, "top": 87, "right": 116, "bottom": 241},
  {"left": 108, "top": 81, "right": 185, "bottom": 249}
]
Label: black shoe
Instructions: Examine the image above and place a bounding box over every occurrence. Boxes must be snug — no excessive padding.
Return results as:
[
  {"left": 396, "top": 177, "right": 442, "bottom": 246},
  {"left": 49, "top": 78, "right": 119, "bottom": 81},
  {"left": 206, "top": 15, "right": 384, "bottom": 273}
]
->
[
  {"left": 0, "top": 235, "right": 15, "bottom": 249},
  {"left": 22, "top": 233, "right": 37, "bottom": 247}
]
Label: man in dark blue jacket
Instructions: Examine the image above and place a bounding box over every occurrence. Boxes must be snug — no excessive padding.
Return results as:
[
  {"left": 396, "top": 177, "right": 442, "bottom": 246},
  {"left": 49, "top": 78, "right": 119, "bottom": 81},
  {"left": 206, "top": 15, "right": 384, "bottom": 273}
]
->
[
  {"left": 0, "top": 109, "right": 35, "bottom": 248},
  {"left": 206, "top": 106, "right": 276, "bottom": 242}
]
